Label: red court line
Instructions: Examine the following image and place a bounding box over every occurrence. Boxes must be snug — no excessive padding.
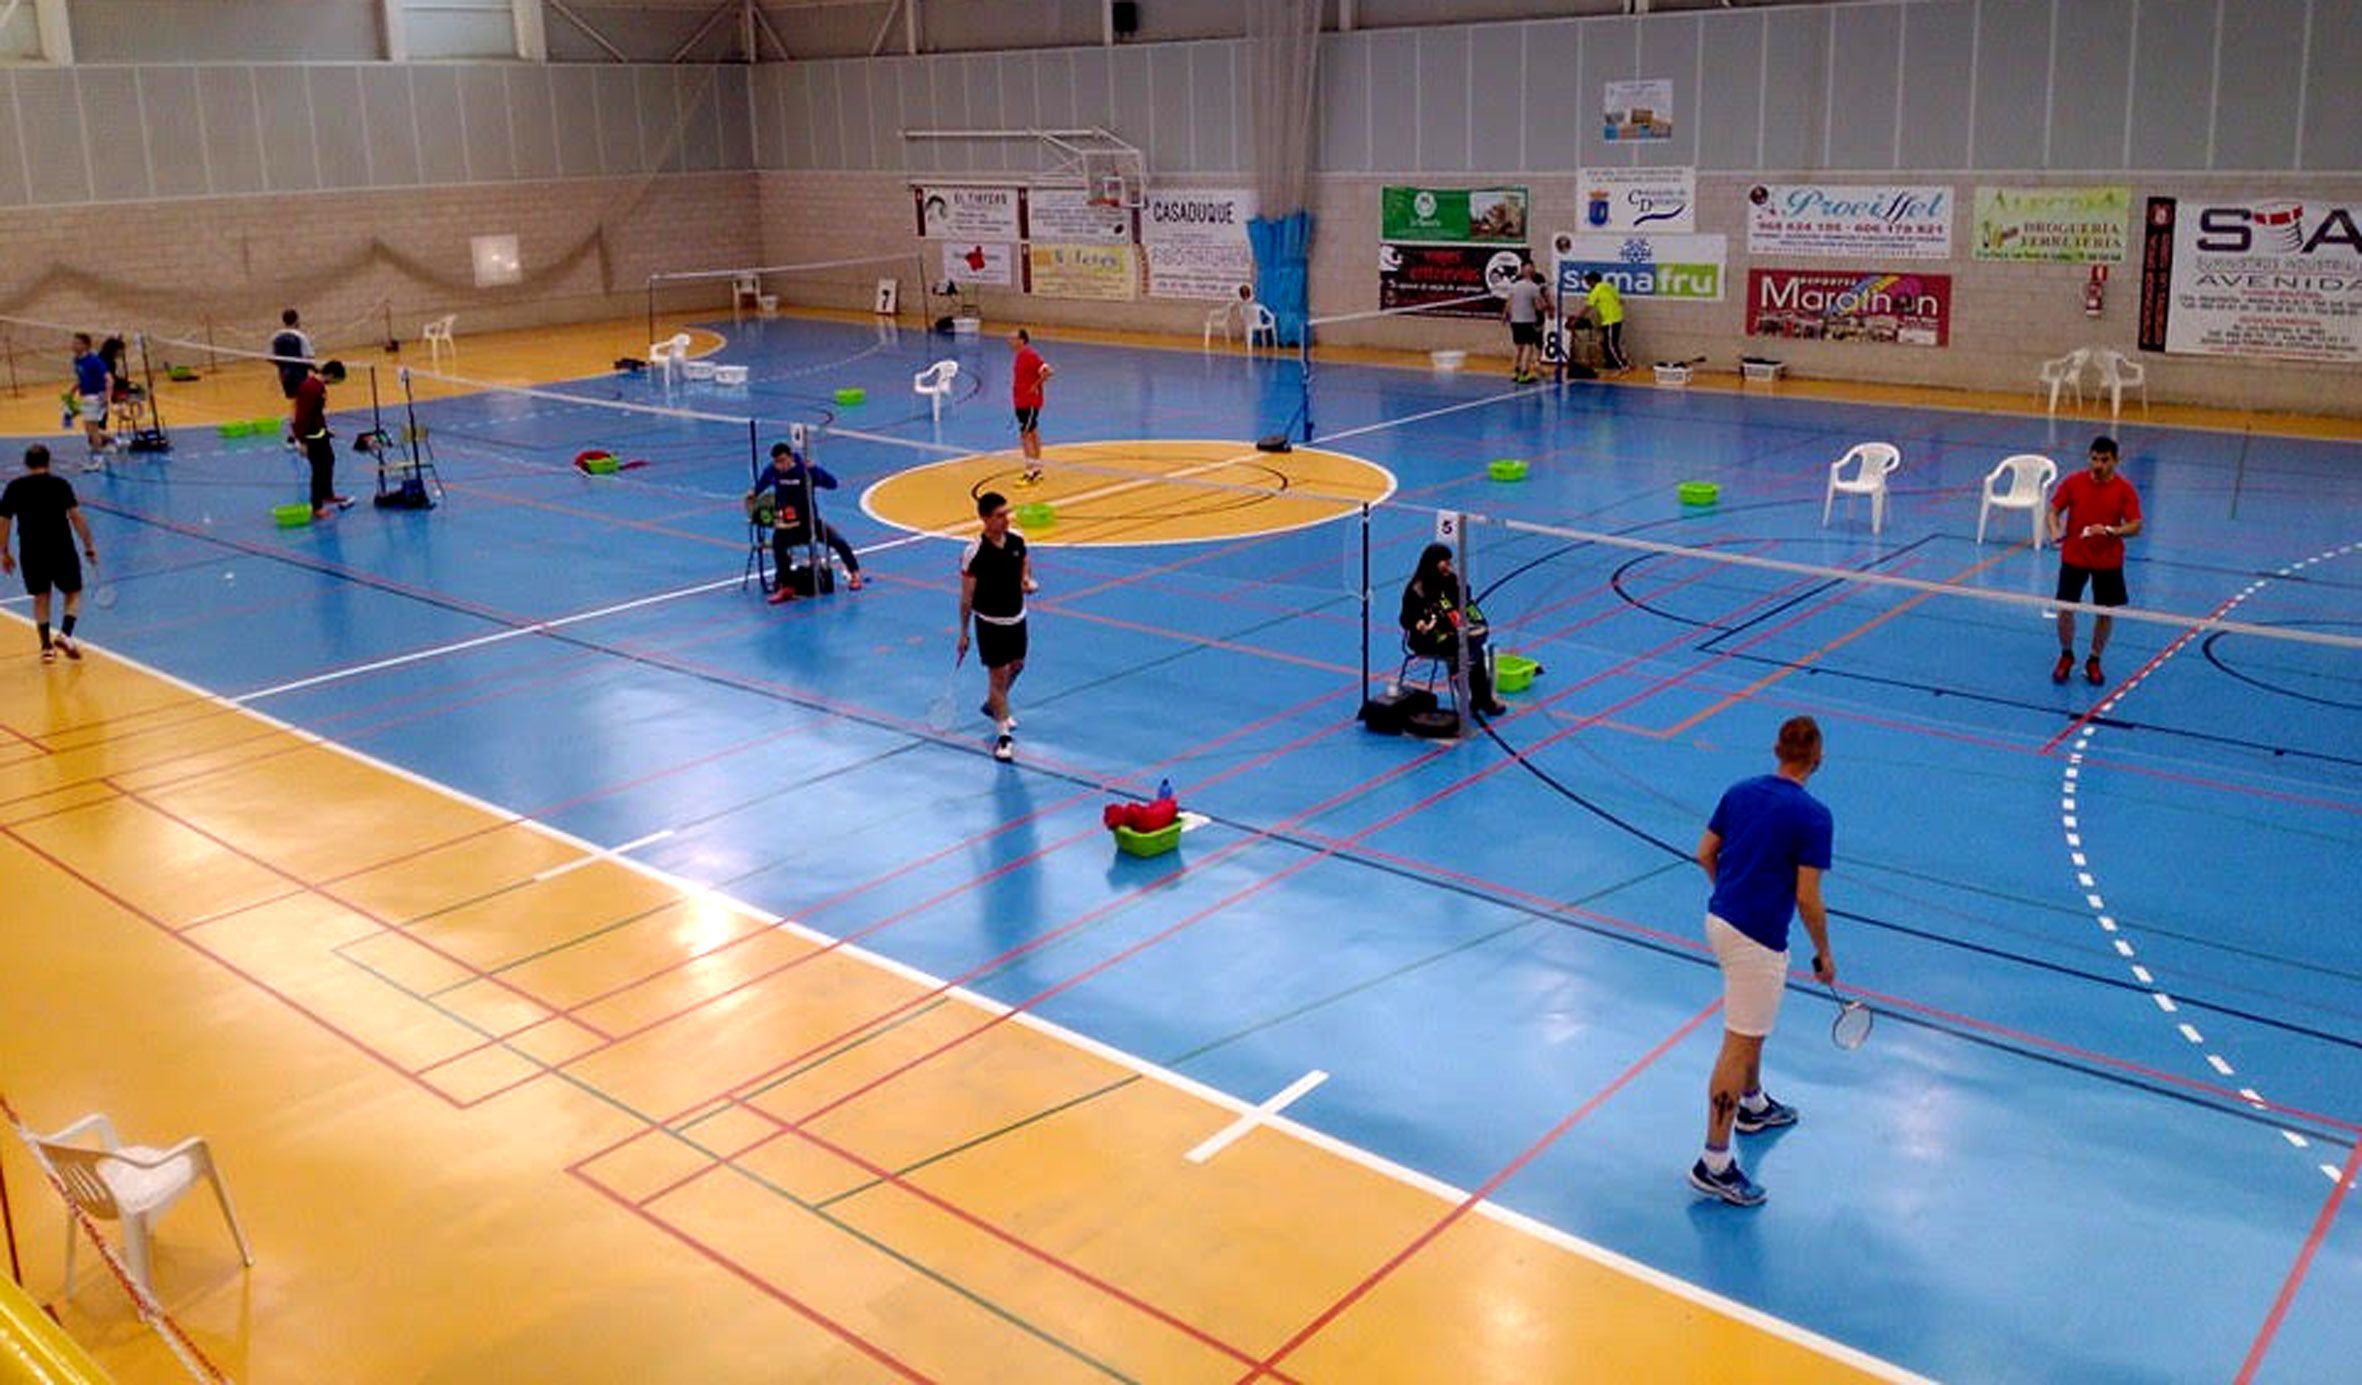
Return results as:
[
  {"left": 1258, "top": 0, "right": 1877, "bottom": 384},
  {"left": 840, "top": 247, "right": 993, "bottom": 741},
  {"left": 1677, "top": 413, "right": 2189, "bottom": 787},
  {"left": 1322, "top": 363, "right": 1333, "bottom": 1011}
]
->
[
  {"left": 2039, "top": 587, "right": 2249, "bottom": 756},
  {"left": 2236, "top": 1138, "right": 2361, "bottom": 1383},
  {"left": 566, "top": 1166, "right": 932, "bottom": 1383},
  {"left": 1240, "top": 999, "right": 1725, "bottom": 1381}
]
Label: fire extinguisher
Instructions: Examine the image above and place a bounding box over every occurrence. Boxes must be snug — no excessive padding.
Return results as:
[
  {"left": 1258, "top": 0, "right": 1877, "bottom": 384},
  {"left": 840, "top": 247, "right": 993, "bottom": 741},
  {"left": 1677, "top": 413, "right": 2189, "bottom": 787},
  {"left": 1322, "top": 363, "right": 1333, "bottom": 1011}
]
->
[{"left": 2084, "top": 265, "right": 2107, "bottom": 318}]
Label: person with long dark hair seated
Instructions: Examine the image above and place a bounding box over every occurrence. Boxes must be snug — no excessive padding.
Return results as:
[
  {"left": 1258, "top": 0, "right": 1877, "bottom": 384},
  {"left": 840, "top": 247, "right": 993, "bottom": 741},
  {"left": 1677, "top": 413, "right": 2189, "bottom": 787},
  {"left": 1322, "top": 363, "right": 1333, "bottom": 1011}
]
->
[{"left": 1400, "top": 541, "right": 1508, "bottom": 717}]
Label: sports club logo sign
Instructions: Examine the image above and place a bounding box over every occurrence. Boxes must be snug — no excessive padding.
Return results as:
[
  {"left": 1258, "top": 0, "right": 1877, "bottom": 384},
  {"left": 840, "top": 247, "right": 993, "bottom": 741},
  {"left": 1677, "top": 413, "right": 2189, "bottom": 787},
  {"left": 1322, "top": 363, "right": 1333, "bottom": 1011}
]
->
[
  {"left": 1380, "top": 186, "right": 1530, "bottom": 244},
  {"left": 1378, "top": 243, "right": 1532, "bottom": 318},
  {"left": 1746, "top": 269, "right": 1951, "bottom": 347},
  {"left": 1577, "top": 167, "right": 1695, "bottom": 233},
  {"left": 1552, "top": 232, "right": 1726, "bottom": 302},
  {"left": 2139, "top": 196, "right": 2362, "bottom": 362}
]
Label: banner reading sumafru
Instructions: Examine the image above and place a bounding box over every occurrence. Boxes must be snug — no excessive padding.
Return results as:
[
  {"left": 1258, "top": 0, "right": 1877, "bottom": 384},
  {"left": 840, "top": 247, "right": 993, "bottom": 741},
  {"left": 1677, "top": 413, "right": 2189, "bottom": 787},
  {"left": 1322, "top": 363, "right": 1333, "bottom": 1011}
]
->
[
  {"left": 1141, "top": 188, "right": 1258, "bottom": 300},
  {"left": 1552, "top": 232, "right": 1727, "bottom": 302}
]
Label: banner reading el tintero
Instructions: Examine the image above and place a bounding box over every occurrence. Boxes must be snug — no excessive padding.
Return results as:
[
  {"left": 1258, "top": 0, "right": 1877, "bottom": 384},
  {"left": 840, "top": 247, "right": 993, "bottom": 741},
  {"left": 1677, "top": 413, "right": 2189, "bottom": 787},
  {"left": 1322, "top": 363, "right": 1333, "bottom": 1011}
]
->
[
  {"left": 2138, "top": 195, "right": 2362, "bottom": 363},
  {"left": 1746, "top": 269, "right": 1951, "bottom": 347}
]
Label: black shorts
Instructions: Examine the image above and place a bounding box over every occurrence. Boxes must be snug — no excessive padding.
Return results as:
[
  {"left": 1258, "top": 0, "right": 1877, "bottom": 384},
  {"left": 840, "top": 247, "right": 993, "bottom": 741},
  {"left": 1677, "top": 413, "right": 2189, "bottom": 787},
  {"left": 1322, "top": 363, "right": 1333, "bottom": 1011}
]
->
[
  {"left": 1510, "top": 322, "right": 1541, "bottom": 346},
  {"left": 2055, "top": 563, "right": 2128, "bottom": 607},
  {"left": 974, "top": 617, "right": 1028, "bottom": 670},
  {"left": 1014, "top": 406, "right": 1042, "bottom": 433},
  {"left": 19, "top": 548, "right": 81, "bottom": 597}
]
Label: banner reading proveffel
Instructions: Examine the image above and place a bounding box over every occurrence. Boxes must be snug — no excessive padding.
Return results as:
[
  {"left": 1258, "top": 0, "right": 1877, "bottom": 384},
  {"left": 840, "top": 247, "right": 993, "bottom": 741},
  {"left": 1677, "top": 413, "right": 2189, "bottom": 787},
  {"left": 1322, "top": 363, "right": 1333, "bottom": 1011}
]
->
[
  {"left": 1141, "top": 188, "right": 1257, "bottom": 300},
  {"left": 1747, "top": 185, "right": 1952, "bottom": 260},
  {"left": 1746, "top": 269, "right": 1951, "bottom": 347},
  {"left": 2139, "top": 195, "right": 2362, "bottom": 363}
]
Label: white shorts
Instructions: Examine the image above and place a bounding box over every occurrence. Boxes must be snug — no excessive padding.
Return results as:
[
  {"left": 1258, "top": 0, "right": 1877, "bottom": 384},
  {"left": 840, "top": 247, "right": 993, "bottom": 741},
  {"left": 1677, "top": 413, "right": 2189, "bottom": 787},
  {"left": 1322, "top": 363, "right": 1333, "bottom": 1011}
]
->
[
  {"left": 78, "top": 394, "right": 106, "bottom": 421},
  {"left": 1706, "top": 912, "right": 1788, "bottom": 1038}
]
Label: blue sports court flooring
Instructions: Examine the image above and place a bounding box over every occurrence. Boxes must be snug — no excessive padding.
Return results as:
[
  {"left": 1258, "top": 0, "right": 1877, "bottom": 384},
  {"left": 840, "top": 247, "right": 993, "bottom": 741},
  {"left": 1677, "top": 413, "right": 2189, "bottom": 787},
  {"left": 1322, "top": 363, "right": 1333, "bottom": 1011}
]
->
[{"left": 11, "top": 315, "right": 2358, "bottom": 1381}]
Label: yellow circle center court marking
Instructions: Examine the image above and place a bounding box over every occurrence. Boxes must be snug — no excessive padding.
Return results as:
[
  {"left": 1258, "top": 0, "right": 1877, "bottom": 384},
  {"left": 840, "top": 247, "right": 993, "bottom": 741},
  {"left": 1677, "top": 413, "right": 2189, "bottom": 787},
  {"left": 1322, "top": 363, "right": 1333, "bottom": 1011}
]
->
[{"left": 859, "top": 438, "right": 1397, "bottom": 547}]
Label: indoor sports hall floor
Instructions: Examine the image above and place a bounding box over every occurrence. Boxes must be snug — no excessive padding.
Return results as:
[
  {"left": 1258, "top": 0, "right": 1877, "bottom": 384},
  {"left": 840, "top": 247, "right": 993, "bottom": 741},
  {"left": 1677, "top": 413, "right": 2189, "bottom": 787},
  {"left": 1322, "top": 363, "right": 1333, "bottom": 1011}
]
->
[{"left": 2, "top": 314, "right": 2357, "bottom": 1383}]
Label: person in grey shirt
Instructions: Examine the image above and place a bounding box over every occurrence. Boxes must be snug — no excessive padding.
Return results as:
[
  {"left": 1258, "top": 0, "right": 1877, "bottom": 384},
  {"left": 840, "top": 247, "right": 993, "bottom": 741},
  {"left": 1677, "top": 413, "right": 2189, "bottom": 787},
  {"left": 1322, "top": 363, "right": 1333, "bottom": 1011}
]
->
[{"left": 1502, "top": 264, "right": 1551, "bottom": 384}]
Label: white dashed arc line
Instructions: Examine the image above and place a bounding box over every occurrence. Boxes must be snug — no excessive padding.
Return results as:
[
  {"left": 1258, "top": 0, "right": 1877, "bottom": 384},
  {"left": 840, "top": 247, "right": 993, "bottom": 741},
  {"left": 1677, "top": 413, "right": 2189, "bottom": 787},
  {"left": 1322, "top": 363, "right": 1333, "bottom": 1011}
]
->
[{"left": 2059, "top": 540, "right": 2359, "bottom": 1186}]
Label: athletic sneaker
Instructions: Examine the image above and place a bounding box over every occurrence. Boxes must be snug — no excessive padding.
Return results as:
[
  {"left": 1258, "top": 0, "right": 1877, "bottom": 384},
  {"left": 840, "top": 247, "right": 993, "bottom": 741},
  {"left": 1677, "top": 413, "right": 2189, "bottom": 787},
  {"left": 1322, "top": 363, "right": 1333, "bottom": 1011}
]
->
[
  {"left": 766, "top": 586, "right": 795, "bottom": 605},
  {"left": 992, "top": 734, "right": 1015, "bottom": 763},
  {"left": 332, "top": 494, "right": 356, "bottom": 510},
  {"left": 1688, "top": 1158, "right": 1766, "bottom": 1207},
  {"left": 1019, "top": 468, "right": 1042, "bottom": 487},
  {"left": 1735, "top": 1094, "right": 1797, "bottom": 1134},
  {"left": 2051, "top": 650, "right": 2075, "bottom": 684},
  {"left": 845, "top": 572, "right": 863, "bottom": 591},
  {"left": 82, "top": 457, "right": 106, "bottom": 473},
  {"left": 40, "top": 646, "right": 56, "bottom": 664},
  {"left": 2085, "top": 655, "right": 2104, "bottom": 686},
  {"left": 53, "top": 635, "right": 80, "bottom": 662}
]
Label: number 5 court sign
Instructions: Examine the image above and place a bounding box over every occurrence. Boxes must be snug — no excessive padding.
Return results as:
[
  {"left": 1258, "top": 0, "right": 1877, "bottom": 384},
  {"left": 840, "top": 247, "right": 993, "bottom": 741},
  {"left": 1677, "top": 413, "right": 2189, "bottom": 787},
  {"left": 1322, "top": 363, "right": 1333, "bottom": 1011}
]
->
[{"left": 2139, "top": 196, "right": 2362, "bottom": 363}]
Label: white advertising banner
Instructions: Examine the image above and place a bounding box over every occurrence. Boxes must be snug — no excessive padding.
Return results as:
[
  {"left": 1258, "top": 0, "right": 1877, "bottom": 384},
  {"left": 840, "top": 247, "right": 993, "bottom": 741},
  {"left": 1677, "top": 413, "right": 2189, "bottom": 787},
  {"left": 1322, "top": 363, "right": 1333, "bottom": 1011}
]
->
[
  {"left": 1575, "top": 167, "right": 1696, "bottom": 233},
  {"left": 1026, "top": 187, "right": 1132, "bottom": 244},
  {"left": 916, "top": 186, "right": 1023, "bottom": 241},
  {"left": 1140, "top": 187, "right": 1259, "bottom": 300},
  {"left": 1747, "top": 184, "right": 1954, "bottom": 260},
  {"left": 1552, "top": 232, "right": 1728, "bottom": 302},
  {"left": 941, "top": 241, "right": 1017, "bottom": 288},
  {"left": 2143, "top": 196, "right": 2362, "bottom": 363}
]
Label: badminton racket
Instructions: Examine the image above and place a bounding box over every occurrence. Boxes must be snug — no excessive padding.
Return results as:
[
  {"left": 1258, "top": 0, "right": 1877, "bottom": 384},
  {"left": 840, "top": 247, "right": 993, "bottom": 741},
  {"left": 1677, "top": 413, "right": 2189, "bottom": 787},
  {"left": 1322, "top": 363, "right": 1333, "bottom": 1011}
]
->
[
  {"left": 91, "top": 556, "right": 117, "bottom": 610},
  {"left": 1817, "top": 958, "right": 1872, "bottom": 1050},
  {"left": 926, "top": 648, "right": 966, "bottom": 731}
]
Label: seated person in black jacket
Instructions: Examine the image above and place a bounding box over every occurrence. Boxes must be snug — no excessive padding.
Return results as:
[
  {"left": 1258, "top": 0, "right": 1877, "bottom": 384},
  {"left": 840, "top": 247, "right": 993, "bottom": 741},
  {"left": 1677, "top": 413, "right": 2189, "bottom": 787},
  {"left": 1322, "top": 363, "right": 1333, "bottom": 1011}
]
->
[
  {"left": 1400, "top": 541, "right": 1507, "bottom": 717},
  {"left": 748, "top": 441, "right": 863, "bottom": 603}
]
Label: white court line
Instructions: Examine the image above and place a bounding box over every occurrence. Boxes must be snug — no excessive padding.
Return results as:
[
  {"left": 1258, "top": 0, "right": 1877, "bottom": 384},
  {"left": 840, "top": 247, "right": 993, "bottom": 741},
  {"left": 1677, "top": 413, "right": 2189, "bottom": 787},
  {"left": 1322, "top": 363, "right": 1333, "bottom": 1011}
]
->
[
  {"left": 1186, "top": 1069, "right": 1328, "bottom": 1164},
  {"left": 13, "top": 620, "right": 1931, "bottom": 1384},
  {"left": 1317, "top": 383, "right": 1534, "bottom": 443},
  {"left": 532, "top": 827, "right": 676, "bottom": 883}
]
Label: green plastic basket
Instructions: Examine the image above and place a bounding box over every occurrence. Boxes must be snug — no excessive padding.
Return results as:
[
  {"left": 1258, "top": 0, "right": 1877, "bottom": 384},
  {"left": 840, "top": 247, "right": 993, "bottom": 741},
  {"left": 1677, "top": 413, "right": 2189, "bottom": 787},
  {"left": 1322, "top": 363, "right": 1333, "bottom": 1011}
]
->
[
  {"left": 1113, "top": 822, "right": 1182, "bottom": 857},
  {"left": 1678, "top": 481, "right": 1720, "bottom": 506},
  {"left": 1488, "top": 458, "right": 1529, "bottom": 482},
  {"left": 1494, "top": 653, "right": 1542, "bottom": 693},
  {"left": 833, "top": 387, "right": 866, "bottom": 406},
  {"left": 581, "top": 455, "right": 620, "bottom": 475},
  {"left": 271, "top": 503, "right": 313, "bottom": 528},
  {"left": 217, "top": 420, "right": 256, "bottom": 439},
  {"left": 1015, "top": 501, "right": 1055, "bottom": 528}
]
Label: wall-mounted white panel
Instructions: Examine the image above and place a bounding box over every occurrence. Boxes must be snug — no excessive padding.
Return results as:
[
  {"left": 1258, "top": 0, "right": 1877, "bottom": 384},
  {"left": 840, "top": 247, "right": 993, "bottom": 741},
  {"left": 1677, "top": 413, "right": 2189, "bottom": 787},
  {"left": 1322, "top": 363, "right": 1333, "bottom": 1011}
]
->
[
  {"left": 1696, "top": 12, "right": 1761, "bottom": 172},
  {"left": 1825, "top": 4, "right": 1900, "bottom": 171},
  {"left": 592, "top": 67, "right": 641, "bottom": 175},
  {"left": 70, "top": 0, "right": 381, "bottom": 63},
  {"left": 774, "top": 62, "right": 813, "bottom": 172},
  {"left": 1897, "top": 0, "right": 1972, "bottom": 171},
  {"left": 0, "top": 74, "right": 27, "bottom": 206},
  {"left": 2128, "top": 0, "right": 2216, "bottom": 169},
  {"left": 197, "top": 67, "right": 266, "bottom": 196},
  {"left": 1071, "top": 48, "right": 1115, "bottom": 142},
  {"left": 407, "top": 11, "right": 516, "bottom": 62},
  {"left": 1969, "top": 0, "right": 2049, "bottom": 170},
  {"left": 307, "top": 66, "right": 372, "bottom": 190},
  {"left": 254, "top": 67, "right": 321, "bottom": 191},
  {"left": 1758, "top": 7, "right": 1827, "bottom": 170},
  {"left": 1193, "top": 42, "right": 1240, "bottom": 174},
  {"left": 458, "top": 67, "right": 514, "bottom": 181},
  {"left": 1149, "top": 44, "right": 1193, "bottom": 173},
  {"left": 636, "top": 68, "right": 682, "bottom": 174},
  {"left": 1368, "top": 29, "right": 1418, "bottom": 172},
  {"left": 872, "top": 60, "right": 913, "bottom": 174},
  {"left": 1110, "top": 48, "right": 1154, "bottom": 176},
  {"left": 1465, "top": 26, "right": 1523, "bottom": 173},
  {"left": 410, "top": 66, "right": 468, "bottom": 183},
  {"left": 996, "top": 55, "right": 1041, "bottom": 174},
  {"left": 843, "top": 62, "right": 880, "bottom": 170},
  {"left": 2048, "top": 0, "right": 2132, "bottom": 169},
  {"left": 508, "top": 66, "right": 559, "bottom": 181},
  {"left": 135, "top": 67, "right": 207, "bottom": 199},
  {"left": 76, "top": 67, "right": 147, "bottom": 201},
  {"left": 550, "top": 65, "right": 602, "bottom": 178},
  {"left": 682, "top": 69, "right": 725, "bottom": 173},
  {"left": 1520, "top": 21, "right": 1583, "bottom": 175},
  {"left": 1634, "top": 13, "right": 1699, "bottom": 170},
  {"left": 715, "top": 66, "right": 753, "bottom": 172},
  {"left": 1416, "top": 27, "right": 1471, "bottom": 173},
  {"left": 2302, "top": 0, "right": 2362, "bottom": 170},
  {"left": 2214, "top": 0, "right": 2304, "bottom": 168},
  {"left": 1576, "top": 16, "right": 1636, "bottom": 170},
  {"left": 358, "top": 67, "right": 420, "bottom": 188},
  {"left": 807, "top": 62, "right": 844, "bottom": 169}
]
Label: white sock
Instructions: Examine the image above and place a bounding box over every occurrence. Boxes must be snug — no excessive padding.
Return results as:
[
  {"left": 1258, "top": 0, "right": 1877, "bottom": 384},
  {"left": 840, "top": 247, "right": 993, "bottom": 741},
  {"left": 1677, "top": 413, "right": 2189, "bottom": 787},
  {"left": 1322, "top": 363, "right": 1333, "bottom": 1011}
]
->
[
  {"left": 1740, "top": 1089, "right": 1768, "bottom": 1114},
  {"left": 1701, "top": 1144, "right": 1733, "bottom": 1174}
]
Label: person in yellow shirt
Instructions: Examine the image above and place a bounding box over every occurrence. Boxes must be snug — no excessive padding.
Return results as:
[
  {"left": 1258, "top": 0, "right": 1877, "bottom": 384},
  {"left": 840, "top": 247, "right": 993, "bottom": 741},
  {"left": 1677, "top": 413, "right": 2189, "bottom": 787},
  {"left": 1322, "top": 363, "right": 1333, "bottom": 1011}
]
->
[{"left": 1574, "top": 271, "right": 1632, "bottom": 374}]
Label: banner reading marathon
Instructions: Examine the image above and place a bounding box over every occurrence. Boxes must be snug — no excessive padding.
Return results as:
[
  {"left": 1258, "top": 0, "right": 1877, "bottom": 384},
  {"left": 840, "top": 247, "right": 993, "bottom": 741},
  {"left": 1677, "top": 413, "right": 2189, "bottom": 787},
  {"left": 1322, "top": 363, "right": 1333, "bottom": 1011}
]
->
[
  {"left": 1746, "top": 268, "right": 1952, "bottom": 347},
  {"left": 1140, "top": 188, "right": 1258, "bottom": 300},
  {"left": 2139, "top": 195, "right": 2361, "bottom": 363},
  {"left": 1379, "top": 243, "right": 1533, "bottom": 318}
]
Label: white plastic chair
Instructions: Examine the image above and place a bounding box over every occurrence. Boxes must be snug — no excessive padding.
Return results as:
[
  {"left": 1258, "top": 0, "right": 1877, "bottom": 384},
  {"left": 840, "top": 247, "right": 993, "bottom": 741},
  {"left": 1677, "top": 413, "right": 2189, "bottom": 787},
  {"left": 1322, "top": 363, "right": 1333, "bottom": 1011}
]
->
[
  {"left": 647, "top": 332, "right": 692, "bottom": 390},
  {"left": 32, "top": 1113, "right": 253, "bottom": 1299},
  {"left": 731, "top": 273, "right": 762, "bottom": 319},
  {"left": 421, "top": 314, "right": 457, "bottom": 369},
  {"left": 1202, "top": 304, "right": 1235, "bottom": 351},
  {"left": 1822, "top": 442, "right": 1903, "bottom": 535},
  {"left": 1978, "top": 453, "right": 2059, "bottom": 549},
  {"left": 2038, "top": 348, "right": 2091, "bottom": 415},
  {"left": 1246, "top": 303, "right": 1279, "bottom": 351},
  {"left": 913, "top": 359, "right": 960, "bottom": 422},
  {"left": 2095, "top": 349, "right": 2147, "bottom": 421}
]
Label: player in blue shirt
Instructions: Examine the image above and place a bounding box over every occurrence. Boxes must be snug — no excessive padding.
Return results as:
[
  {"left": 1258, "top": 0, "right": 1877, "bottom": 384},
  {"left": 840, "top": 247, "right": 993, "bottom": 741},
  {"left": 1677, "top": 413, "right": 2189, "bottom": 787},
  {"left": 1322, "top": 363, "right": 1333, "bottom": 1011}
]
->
[
  {"left": 748, "top": 442, "right": 863, "bottom": 603},
  {"left": 69, "top": 332, "right": 113, "bottom": 466},
  {"left": 1688, "top": 715, "right": 1836, "bottom": 1207}
]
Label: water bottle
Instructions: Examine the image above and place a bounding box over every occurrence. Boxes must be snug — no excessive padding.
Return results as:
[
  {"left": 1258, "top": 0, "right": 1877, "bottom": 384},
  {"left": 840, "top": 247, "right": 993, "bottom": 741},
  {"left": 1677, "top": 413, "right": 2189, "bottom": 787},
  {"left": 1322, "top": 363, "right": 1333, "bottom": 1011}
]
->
[{"left": 1156, "top": 777, "right": 1173, "bottom": 802}]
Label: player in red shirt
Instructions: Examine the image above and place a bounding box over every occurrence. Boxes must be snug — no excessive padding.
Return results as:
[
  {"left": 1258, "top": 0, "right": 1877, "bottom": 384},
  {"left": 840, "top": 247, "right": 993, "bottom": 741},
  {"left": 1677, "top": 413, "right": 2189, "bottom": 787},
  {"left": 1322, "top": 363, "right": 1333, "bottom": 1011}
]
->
[
  {"left": 1008, "top": 328, "right": 1053, "bottom": 486},
  {"left": 2048, "top": 435, "right": 2143, "bottom": 686}
]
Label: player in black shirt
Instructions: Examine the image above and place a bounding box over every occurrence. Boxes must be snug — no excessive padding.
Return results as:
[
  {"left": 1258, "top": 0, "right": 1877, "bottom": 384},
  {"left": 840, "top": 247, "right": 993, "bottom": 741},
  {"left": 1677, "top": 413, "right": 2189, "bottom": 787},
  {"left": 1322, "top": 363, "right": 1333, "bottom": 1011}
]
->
[
  {"left": 955, "top": 491, "right": 1036, "bottom": 763},
  {"left": 0, "top": 445, "right": 101, "bottom": 662}
]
